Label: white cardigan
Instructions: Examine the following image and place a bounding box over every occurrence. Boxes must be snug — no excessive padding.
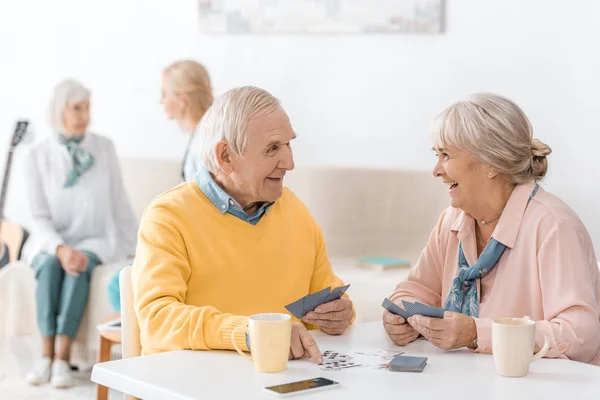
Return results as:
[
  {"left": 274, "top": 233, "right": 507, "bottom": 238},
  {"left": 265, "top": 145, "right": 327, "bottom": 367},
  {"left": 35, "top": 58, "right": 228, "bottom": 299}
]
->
[{"left": 22, "top": 133, "right": 138, "bottom": 265}]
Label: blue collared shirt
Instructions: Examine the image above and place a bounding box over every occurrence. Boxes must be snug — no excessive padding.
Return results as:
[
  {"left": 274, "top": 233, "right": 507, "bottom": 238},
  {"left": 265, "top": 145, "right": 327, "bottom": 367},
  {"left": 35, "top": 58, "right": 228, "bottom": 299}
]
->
[{"left": 195, "top": 167, "right": 273, "bottom": 225}]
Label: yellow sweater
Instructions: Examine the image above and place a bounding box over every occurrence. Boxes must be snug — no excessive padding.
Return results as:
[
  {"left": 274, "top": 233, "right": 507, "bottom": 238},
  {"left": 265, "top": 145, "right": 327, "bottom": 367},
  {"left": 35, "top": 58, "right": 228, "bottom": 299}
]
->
[{"left": 132, "top": 182, "right": 347, "bottom": 355}]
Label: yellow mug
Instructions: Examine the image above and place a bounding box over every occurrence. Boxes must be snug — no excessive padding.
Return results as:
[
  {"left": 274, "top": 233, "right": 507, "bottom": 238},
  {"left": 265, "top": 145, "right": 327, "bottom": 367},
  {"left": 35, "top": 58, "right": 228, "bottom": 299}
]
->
[{"left": 232, "top": 313, "right": 292, "bottom": 373}]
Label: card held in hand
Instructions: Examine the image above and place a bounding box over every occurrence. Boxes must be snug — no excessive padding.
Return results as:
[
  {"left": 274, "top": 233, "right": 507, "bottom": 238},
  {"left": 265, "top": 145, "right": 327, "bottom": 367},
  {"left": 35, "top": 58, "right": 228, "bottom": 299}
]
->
[
  {"left": 324, "top": 284, "right": 350, "bottom": 303},
  {"left": 382, "top": 298, "right": 410, "bottom": 320},
  {"left": 285, "top": 284, "right": 351, "bottom": 319},
  {"left": 303, "top": 287, "right": 331, "bottom": 315},
  {"left": 284, "top": 297, "right": 306, "bottom": 319},
  {"left": 401, "top": 300, "right": 445, "bottom": 319}
]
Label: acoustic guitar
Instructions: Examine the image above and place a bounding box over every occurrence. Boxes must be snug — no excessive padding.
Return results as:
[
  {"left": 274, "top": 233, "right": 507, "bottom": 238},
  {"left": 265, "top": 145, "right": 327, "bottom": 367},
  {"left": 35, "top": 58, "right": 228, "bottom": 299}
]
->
[{"left": 0, "top": 120, "right": 30, "bottom": 269}]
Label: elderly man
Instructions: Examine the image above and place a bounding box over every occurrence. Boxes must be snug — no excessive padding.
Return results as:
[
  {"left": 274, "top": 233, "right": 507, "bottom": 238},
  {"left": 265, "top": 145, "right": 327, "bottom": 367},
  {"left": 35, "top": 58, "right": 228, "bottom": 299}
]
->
[{"left": 132, "top": 86, "right": 354, "bottom": 363}]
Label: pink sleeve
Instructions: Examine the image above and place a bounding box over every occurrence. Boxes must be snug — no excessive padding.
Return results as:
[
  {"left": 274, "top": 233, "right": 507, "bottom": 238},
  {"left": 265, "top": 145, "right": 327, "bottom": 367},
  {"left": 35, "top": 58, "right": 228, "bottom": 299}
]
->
[
  {"left": 389, "top": 210, "right": 447, "bottom": 308},
  {"left": 535, "top": 221, "right": 600, "bottom": 362},
  {"left": 474, "top": 221, "right": 600, "bottom": 362}
]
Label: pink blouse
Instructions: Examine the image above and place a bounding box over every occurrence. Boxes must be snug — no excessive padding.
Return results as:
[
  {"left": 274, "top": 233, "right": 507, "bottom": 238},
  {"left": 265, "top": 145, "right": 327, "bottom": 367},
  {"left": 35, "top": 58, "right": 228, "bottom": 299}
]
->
[{"left": 391, "top": 181, "right": 600, "bottom": 365}]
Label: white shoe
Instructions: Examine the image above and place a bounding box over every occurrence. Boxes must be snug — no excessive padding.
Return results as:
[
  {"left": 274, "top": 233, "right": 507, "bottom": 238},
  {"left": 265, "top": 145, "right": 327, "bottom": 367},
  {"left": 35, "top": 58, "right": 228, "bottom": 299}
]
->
[
  {"left": 50, "top": 359, "right": 75, "bottom": 388},
  {"left": 25, "top": 356, "right": 52, "bottom": 385}
]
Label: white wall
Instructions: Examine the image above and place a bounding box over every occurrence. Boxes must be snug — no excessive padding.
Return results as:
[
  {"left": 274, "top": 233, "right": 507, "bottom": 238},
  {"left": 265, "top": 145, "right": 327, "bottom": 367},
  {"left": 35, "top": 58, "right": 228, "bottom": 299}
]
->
[{"left": 1, "top": 0, "right": 599, "bottom": 249}]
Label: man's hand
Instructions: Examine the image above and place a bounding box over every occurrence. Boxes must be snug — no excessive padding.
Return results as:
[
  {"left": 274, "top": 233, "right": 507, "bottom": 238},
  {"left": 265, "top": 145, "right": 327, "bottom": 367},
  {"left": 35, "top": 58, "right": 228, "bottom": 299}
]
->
[
  {"left": 56, "top": 245, "right": 88, "bottom": 277},
  {"left": 289, "top": 322, "right": 323, "bottom": 364},
  {"left": 383, "top": 310, "right": 420, "bottom": 346},
  {"left": 303, "top": 298, "right": 353, "bottom": 335},
  {"left": 407, "top": 312, "right": 477, "bottom": 351}
]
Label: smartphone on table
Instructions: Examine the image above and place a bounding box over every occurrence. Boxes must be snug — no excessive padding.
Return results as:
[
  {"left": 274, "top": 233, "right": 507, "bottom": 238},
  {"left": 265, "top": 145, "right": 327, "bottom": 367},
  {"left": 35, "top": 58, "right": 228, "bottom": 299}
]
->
[{"left": 264, "top": 377, "right": 339, "bottom": 397}]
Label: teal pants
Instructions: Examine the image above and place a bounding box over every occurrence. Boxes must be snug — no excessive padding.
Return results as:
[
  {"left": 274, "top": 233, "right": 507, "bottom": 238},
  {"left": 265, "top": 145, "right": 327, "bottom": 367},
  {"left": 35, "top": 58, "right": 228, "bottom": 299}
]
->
[
  {"left": 107, "top": 267, "right": 122, "bottom": 312},
  {"left": 33, "top": 251, "right": 102, "bottom": 338}
]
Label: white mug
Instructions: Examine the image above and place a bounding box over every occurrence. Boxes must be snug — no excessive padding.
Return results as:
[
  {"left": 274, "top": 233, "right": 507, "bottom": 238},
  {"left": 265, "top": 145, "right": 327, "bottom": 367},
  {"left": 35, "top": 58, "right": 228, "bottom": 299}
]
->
[
  {"left": 492, "top": 317, "right": 550, "bottom": 377},
  {"left": 232, "top": 313, "right": 291, "bottom": 373}
]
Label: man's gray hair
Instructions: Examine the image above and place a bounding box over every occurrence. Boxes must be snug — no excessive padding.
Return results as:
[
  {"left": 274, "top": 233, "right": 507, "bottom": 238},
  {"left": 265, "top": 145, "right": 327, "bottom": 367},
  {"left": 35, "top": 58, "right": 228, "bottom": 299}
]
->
[
  {"left": 47, "top": 79, "right": 91, "bottom": 132},
  {"left": 199, "top": 86, "right": 281, "bottom": 172}
]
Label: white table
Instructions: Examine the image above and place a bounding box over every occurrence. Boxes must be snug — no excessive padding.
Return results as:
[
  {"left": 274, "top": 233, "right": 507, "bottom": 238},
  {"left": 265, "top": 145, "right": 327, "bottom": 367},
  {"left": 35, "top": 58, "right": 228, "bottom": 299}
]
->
[{"left": 92, "top": 322, "right": 600, "bottom": 400}]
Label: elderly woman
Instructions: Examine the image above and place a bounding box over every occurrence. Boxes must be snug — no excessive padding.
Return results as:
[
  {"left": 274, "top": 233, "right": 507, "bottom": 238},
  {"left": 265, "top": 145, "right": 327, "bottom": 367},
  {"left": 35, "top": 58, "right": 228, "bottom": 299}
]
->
[
  {"left": 384, "top": 93, "right": 600, "bottom": 365},
  {"left": 23, "top": 79, "right": 138, "bottom": 387},
  {"left": 161, "top": 59, "right": 214, "bottom": 182}
]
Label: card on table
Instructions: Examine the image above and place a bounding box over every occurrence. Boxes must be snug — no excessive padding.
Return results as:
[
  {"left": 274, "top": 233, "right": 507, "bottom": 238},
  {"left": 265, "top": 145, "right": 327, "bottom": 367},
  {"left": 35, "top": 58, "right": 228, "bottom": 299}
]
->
[
  {"left": 388, "top": 355, "right": 428, "bottom": 372},
  {"left": 318, "top": 350, "right": 365, "bottom": 371},
  {"left": 285, "top": 285, "right": 351, "bottom": 319},
  {"left": 381, "top": 298, "right": 410, "bottom": 320}
]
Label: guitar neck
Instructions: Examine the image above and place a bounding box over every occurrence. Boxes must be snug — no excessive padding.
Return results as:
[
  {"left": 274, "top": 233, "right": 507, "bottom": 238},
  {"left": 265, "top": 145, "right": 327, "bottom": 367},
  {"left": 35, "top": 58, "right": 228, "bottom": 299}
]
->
[{"left": 0, "top": 147, "right": 15, "bottom": 221}]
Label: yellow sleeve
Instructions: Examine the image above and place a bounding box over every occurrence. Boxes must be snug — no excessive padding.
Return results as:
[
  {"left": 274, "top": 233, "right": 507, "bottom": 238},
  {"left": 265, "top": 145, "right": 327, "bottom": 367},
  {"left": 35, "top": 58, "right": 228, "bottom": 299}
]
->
[
  {"left": 132, "top": 205, "right": 248, "bottom": 353},
  {"left": 308, "top": 222, "right": 356, "bottom": 328}
]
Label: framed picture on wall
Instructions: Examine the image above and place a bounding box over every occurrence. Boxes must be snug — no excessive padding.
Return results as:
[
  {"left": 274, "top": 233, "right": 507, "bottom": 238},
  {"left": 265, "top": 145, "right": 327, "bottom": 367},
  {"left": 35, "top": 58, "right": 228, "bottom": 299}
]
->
[{"left": 198, "top": 0, "right": 444, "bottom": 34}]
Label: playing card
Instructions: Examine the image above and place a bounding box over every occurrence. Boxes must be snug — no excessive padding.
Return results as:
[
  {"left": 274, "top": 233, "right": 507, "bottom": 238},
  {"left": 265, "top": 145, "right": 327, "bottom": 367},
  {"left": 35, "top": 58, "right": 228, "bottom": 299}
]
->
[
  {"left": 303, "top": 287, "right": 331, "bottom": 314},
  {"left": 355, "top": 350, "right": 404, "bottom": 360},
  {"left": 322, "top": 350, "right": 352, "bottom": 362},
  {"left": 284, "top": 297, "right": 305, "bottom": 319},
  {"left": 402, "top": 300, "right": 444, "bottom": 319},
  {"left": 285, "top": 284, "right": 352, "bottom": 319},
  {"left": 382, "top": 298, "right": 410, "bottom": 320},
  {"left": 319, "top": 350, "right": 364, "bottom": 371},
  {"left": 324, "top": 284, "right": 350, "bottom": 303},
  {"left": 414, "top": 302, "right": 445, "bottom": 318},
  {"left": 318, "top": 360, "right": 365, "bottom": 371},
  {"left": 388, "top": 355, "right": 428, "bottom": 372}
]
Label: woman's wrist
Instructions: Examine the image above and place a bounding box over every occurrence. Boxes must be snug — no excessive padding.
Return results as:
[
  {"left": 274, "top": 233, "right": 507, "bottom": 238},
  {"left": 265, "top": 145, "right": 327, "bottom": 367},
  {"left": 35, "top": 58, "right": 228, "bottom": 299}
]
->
[{"left": 467, "top": 318, "right": 478, "bottom": 349}]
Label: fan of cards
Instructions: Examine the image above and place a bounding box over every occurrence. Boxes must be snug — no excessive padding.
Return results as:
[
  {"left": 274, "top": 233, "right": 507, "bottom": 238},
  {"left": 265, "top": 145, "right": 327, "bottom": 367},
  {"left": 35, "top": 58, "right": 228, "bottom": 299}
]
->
[
  {"left": 318, "top": 350, "right": 366, "bottom": 371},
  {"left": 382, "top": 298, "right": 445, "bottom": 319},
  {"left": 285, "top": 285, "right": 350, "bottom": 319}
]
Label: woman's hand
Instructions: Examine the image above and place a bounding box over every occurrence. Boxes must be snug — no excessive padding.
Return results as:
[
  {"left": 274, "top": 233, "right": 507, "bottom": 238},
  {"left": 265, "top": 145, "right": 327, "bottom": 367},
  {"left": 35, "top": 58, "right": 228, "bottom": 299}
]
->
[
  {"left": 407, "top": 311, "right": 477, "bottom": 350},
  {"left": 56, "top": 245, "right": 88, "bottom": 277},
  {"left": 383, "top": 310, "right": 420, "bottom": 346}
]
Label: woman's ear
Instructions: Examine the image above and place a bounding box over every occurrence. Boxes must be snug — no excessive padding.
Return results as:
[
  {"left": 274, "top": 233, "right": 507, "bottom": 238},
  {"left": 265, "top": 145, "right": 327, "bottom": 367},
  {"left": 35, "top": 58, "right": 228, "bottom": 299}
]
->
[
  {"left": 487, "top": 166, "right": 500, "bottom": 179},
  {"left": 215, "top": 140, "right": 233, "bottom": 173},
  {"left": 178, "top": 93, "right": 190, "bottom": 113}
]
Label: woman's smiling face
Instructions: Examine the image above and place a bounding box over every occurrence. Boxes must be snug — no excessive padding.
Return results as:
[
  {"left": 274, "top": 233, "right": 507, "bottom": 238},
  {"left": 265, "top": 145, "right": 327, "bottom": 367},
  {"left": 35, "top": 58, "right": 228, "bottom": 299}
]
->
[{"left": 432, "top": 145, "right": 489, "bottom": 213}]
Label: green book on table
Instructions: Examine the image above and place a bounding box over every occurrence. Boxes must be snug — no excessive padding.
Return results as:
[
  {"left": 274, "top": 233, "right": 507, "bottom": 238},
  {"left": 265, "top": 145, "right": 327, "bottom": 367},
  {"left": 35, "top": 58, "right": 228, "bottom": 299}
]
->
[{"left": 358, "top": 256, "right": 411, "bottom": 270}]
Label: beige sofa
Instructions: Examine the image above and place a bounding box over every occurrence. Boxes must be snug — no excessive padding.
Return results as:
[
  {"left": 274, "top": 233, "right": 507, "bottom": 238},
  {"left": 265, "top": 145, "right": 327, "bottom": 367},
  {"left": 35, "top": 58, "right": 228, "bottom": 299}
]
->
[{"left": 0, "top": 157, "right": 447, "bottom": 368}]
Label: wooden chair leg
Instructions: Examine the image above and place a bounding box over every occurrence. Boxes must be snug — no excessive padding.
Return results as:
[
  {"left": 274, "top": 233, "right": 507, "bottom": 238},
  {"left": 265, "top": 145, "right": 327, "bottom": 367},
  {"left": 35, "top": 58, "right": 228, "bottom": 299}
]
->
[{"left": 96, "top": 335, "right": 112, "bottom": 400}]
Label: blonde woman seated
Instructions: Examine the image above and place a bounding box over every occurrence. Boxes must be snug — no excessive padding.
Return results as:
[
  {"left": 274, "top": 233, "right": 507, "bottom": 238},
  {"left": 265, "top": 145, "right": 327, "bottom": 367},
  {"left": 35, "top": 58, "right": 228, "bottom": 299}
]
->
[
  {"left": 23, "top": 79, "right": 138, "bottom": 387},
  {"left": 384, "top": 93, "right": 600, "bottom": 365},
  {"left": 106, "top": 59, "right": 214, "bottom": 311}
]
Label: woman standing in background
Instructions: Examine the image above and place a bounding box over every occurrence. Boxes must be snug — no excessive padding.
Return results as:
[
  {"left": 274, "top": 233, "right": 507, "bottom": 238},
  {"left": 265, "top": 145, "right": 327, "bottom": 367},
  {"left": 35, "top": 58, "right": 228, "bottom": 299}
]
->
[
  {"left": 161, "top": 59, "right": 214, "bottom": 182},
  {"left": 24, "top": 79, "right": 138, "bottom": 388}
]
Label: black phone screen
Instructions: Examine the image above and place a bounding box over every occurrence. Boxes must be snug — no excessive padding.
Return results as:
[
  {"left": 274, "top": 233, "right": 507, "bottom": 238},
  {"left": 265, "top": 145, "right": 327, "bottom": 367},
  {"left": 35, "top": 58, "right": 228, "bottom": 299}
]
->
[{"left": 265, "top": 377, "right": 338, "bottom": 394}]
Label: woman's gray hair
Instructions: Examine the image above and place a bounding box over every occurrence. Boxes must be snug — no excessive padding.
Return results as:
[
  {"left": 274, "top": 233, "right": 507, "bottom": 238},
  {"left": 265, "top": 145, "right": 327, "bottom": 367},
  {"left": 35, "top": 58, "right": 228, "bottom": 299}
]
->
[
  {"left": 47, "top": 79, "right": 91, "bottom": 133},
  {"left": 431, "top": 93, "right": 552, "bottom": 184},
  {"left": 199, "top": 86, "right": 281, "bottom": 172}
]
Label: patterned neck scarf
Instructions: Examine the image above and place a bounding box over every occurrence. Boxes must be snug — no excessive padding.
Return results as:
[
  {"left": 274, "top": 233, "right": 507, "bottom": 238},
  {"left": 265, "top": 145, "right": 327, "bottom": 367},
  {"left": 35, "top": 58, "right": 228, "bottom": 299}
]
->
[
  {"left": 57, "top": 134, "right": 94, "bottom": 188},
  {"left": 444, "top": 184, "right": 539, "bottom": 317}
]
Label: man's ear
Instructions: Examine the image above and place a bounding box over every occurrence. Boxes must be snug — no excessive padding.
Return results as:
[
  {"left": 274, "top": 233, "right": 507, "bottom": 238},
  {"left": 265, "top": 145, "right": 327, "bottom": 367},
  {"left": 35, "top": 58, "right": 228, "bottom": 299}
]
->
[{"left": 215, "top": 140, "right": 233, "bottom": 173}]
